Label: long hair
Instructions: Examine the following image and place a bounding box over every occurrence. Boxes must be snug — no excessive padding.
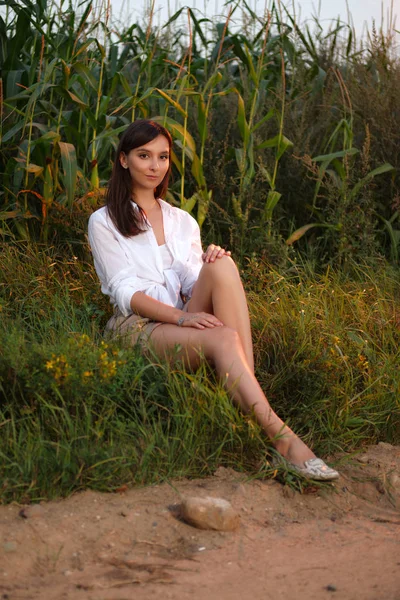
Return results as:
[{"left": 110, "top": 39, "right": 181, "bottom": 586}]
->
[{"left": 106, "top": 119, "right": 172, "bottom": 237}]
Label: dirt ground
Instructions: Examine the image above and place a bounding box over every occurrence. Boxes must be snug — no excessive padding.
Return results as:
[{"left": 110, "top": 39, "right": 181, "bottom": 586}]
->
[{"left": 1, "top": 442, "right": 400, "bottom": 600}]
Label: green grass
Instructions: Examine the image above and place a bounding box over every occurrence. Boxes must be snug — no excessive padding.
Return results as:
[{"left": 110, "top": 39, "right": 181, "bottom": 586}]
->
[{"left": 0, "top": 242, "right": 399, "bottom": 503}]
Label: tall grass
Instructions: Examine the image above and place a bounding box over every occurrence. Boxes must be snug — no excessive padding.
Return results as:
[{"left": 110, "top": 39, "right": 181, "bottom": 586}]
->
[
  {"left": 1, "top": 0, "right": 399, "bottom": 263},
  {"left": 0, "top": 242, "right": 399, "bottom": 502}
]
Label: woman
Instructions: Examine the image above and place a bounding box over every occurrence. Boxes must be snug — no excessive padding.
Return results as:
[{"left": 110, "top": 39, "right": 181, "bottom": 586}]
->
[{"left": 88, "top": 119, "right": 339, "bottom": 481}]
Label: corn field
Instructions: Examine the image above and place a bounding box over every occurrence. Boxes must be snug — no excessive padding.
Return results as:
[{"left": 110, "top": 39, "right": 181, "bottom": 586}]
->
[{"left": 1, "top": 0, "right": 399, "bottom": 263}]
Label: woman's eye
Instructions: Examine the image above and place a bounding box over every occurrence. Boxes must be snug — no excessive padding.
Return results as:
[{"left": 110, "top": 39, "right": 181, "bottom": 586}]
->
[
  {"left": 161, "top": 155, "right": 169, "bottom": 160},
  {"left": 139, "top": 153, "right": 148, "bottom": 159}
]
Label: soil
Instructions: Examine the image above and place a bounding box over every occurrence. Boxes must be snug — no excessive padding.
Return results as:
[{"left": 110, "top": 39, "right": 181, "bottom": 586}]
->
[{"left": 1, "top": 442, "right": 400, "bottom": 600}]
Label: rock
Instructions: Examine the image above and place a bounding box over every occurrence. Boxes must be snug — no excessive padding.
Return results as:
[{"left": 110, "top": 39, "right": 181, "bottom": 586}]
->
[
  {"left": 19, "top": 504, "right": 45, "bottom": 519},
  {"left": 388, "top": 472, "right": 400, "bottom": 489},
  {"left": 179, "top": 496, "right": 240, "bottom": 531},
  {"left": 378, "top": 442, "right": 394, "bottom": 450},
  {"left": 3, "top": 542, "right": 17, "bottom": 553},
  {"left": 357, "top": 455, "right": 370, "bottom": 464}
]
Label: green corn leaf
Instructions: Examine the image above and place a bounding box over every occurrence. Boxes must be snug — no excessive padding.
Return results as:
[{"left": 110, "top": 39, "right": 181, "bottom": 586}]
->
[
  {"left": 43, "top": 163, "right": 54, "bottom": 206},
  {"left": 277, "top": 136, "right": 293, "bottom": 160},
  {"left": 214, "top": 87, "right": 237, "bottom": 97},
  {"left": 94, "top": 124, "right": 128, "bottom": 141},
  {"left": 244, "top": 145, "right": 255, "bottom": 185},
  {"left": 243, "top": 44, "right": 258, "bottom": 86},
  {"left": 110, "top": 96, "right": 134, "bottom": 115},
  {"left": 135, "top": 87, "right": 156, "bottom": 105},
  {"left": 163, "top": 6, "right": 185, "bottom": 27},
  {"left": 153, "top": 116, "right": 196, "bottom": 154},
  {"left": 312, "top": 148, "right": 359, "bottom": 163},
  {"left": 203, "top": 71, "right": 223, "bottom": 95},
  {"left": 191, "top": 153, "right": 206, "bottom": 189},
  {"left": 375, "top": 211, "right": 400, "bottom": 263},
  {"left": 61, "top": 59, "right": 70, "bottom": 86},
  {"left": 235, "top": 148, "right": 245, "bottom": 171},
  {"left": 6, "top": 69, "right": 25, "bottom": 97},
  {"left": 346, "top": 27, "right": 353, "bottom": 57},
  {"left": 2, "top": 120, "right": 25, "bottom": 143},
  {"left": 258, "top": 164, "right": 273, "bottom": 187},
  {"left": 171, "top": 149, "right": 183, "bottom": 176},
  {"left": 94, "top": 39, "right": 106, "bottom": 59},
  {"left": 35, "top": 131, "right": 61, "bottom": 145},
  {"left": 194, "top": 95, "right": 207, "bottom": 146},
  {"left": 197, "top": 189, "right": 212, "bottom": 227},
  {"left": 236, "top": 91, "right": 250, "bottom": 146},
  {"left": 256, "top": 134, "right": 293, "bottom": 156},
  {"left": 155, "top": 89, "right": 187, "bottom": 117},
  {"left": 65, "top": 89, "right": 88, "bottom": 109},
  {"left": 73, "top": 63, "right": 97, "bottom": 90},
  {"left": 251, "top": 108, "right": 276, "bottom": 133},
  {"left": 118, "top": 72, "right": 133, "bottom": 97},
  {"left": 58, "top": 141, "right": 78, "bottom": 208},
  {"left": 286, "top": 222, "right": 339, "bottom": 245},
  {"left": 73, "top": 38, "right": 99, "bottom": 59},
  {"left": 349, "top": 163, "right": 395, "bottom": 201},
  {"left": 4, "top": 120, "right": 46, "bottom": 144},
  {"left": 175, "top": 139, "right": 194, "bottom": 161},
  {"left": 331, "top": 159, "right": 346, "bottom": 181},
  {"left": 264, "top": 190, "right": 282, "bottom": 219},
  {"left": 25, "top": 163, "right": 43, "bottom": 176},
  {"left": 181, "top": 193, "right": 198, "bottom": 214},
  {"left": 77, "top": 1, "right": 93, "bottom": 31},
  {"left": 189, "top": 9, "right": 209, "bottom": 48}
]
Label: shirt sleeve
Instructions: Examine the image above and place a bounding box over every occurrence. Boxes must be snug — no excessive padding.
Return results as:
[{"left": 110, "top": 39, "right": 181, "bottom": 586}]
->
[
  {"left": 88, "top": 214, "right": 173, "bottom": 317},
  {"left": 179, "top": 216, "right": 204, "bottom": 297}
]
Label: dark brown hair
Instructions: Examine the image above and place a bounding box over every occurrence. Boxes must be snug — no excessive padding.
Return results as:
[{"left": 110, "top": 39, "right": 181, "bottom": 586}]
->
[{"left": 106, "top": 119, "right": 172, "bottom": 237}]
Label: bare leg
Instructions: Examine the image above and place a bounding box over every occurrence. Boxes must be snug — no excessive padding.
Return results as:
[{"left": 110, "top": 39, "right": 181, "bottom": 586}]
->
[
  {"left": 186, "top": 256, "right": 255, "bottom": 373},
  {"left": 148, "top": 323, "right": 315, "bottom": 465}
]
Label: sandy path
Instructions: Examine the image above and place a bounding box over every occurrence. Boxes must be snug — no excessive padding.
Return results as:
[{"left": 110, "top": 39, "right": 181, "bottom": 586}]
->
[{"left": 1, "top": 443, "right": 399, "bottom": 600}]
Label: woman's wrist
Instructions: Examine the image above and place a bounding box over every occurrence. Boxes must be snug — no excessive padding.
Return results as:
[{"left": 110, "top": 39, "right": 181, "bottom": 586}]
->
[{"left": 169, "top": 308, "right": 185, "bottom": 326}]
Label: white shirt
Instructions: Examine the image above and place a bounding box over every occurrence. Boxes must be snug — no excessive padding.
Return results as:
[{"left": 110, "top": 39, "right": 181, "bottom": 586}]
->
[
  {"left": 88, "top": 199, "right": 203, "bottom": 317},
  {"left": 159, "top": 244, "right": 173, "bottom": 269}
]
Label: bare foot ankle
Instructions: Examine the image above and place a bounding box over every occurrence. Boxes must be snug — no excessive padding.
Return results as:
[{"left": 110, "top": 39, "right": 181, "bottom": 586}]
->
[{"left": 275, "top": 435, "right": 315, "bottom": 466}]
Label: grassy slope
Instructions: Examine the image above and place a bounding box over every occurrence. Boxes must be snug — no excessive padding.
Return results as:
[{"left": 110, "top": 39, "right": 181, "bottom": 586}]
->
[{"left": 0, "top": 242, "right": 399, "bottom": 503}]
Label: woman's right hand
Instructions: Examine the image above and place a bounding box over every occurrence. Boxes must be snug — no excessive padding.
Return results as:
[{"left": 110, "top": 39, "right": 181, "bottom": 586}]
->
[{"left": 177, "top": 312, "right": 224, "bottom": 330}]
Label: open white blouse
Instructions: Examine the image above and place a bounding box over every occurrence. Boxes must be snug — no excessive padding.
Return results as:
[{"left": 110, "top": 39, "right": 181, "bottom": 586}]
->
[{"left": 88, "top": 199, "right": 204, "bottom": 317}]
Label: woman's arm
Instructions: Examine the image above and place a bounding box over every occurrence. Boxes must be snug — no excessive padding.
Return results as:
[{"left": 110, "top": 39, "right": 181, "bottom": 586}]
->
[
  {"left": 131, "top": 291, "right": 223, "bottom": 330},
  {"left": 88, "top": 212, "right": 173, "bottom": 316},
  {"left": 130, "top": 291, "right": 183, "bottom": 324}
]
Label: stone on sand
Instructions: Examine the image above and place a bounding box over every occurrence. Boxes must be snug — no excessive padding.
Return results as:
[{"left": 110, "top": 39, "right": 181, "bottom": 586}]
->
[{"left": 179, "top": 496, "right": 240, "bottom": 531}]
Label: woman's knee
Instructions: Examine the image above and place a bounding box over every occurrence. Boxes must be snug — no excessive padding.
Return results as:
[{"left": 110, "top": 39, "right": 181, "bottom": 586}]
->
[
  {"left": 203, "top": 326, "right": 241, "bottom": 356},
  {"left": 201, "top": 255, "right": 239, "bottom": 279}
]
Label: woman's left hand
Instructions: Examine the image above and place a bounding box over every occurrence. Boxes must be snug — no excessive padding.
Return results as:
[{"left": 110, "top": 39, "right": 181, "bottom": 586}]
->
[{"left": 202, "top": 244, "right": 231, "bottom": 263}]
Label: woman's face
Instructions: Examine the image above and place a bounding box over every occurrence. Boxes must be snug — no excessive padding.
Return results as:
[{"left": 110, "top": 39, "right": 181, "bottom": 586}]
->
[{"left": 120, "top": 134, "right": 170, "bottom": 194}]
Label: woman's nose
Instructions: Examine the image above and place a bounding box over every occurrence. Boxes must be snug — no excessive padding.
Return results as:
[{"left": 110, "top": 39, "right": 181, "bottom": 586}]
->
[{"left": 150, "top": 158, "right": 159, "bottom": 170}]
